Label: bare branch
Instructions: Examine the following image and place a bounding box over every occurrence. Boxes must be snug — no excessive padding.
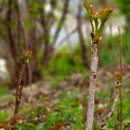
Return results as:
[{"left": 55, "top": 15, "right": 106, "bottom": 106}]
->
[{"left": 53, "top": 0, "right": 70, "bottom": 45}]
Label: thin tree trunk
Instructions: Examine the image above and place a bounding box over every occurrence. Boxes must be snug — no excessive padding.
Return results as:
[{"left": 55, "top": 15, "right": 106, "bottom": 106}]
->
[
  {"left": 6, "top": 0, "right": 18, "bottom": 63},
  {"left": 77, "top": 0, "right": 89, "bottom": 67},
  {"left": 6, "top": 0, "right": 19, "bottom": 88},
  {"left": 53, "top": 0, "right": 70, "bottom": 45},
  {"left": 38, "top": 0, "right": 51, "bottom": 65}
]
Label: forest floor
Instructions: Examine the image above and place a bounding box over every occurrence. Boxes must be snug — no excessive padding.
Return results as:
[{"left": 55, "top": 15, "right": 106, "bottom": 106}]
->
[{"left": 0, "top": 67, "right": 130, "bottom": 130}]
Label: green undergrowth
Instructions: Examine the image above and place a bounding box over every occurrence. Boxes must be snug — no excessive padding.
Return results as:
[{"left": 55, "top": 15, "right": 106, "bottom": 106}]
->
[
  {"left": 43, "top": 90, "right": 84, "bottom": 130},
  {"left": 0, "top": 84, "right": 130, "bottom": 129},
  {"left": 44, "top": 46, "right": 87, "bottom": 78},
  {"left": 16, "top": 89, "right": 84, "bottom": 130}
]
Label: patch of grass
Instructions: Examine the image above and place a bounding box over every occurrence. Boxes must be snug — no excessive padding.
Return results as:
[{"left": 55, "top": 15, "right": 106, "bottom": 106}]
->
[
  {"left": 17, "top": 123, "right": 43, "bottom": 130},
  {"left": 17, "top": 106, "right": 48, "bottom": 130}
]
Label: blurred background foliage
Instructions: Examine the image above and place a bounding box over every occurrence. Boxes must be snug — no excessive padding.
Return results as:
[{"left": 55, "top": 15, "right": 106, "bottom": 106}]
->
[
  {"left": 0, "top": 0, "right": 129, "bottom": 85},
  {"left": 0, "top": 0, "right": 130, "bottom": 129}
]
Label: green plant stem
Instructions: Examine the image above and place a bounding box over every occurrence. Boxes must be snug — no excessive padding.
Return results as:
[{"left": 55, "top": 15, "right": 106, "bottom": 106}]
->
[
  {"left": 119, "top": 79, "right": 123, "bottom": 130},
  {"left": 118, "top": 26, "right": 123, "bottom": 130}
]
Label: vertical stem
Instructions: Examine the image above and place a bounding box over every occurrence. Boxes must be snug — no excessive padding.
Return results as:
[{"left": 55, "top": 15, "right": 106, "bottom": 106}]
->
[
  {"left": 118, "top": 26, "right": 123, "bottom": 130},
  {"left": 86, "top": 38, "right": 99, "bottom": 130},
  {"left": 109, "top": 21, "right": 115, "bottom": 66},
  {"left": 119, "top": 78, "right": 123, "bottom": 130},
  {"left": 118, "top": 26, "right": 123, "bottom": 72},
  {"left": 14, "top": 63, "right": 26, "bottom": 115},
  {"left": 12, "top": 51, "right": 32, "bottom": 129}
]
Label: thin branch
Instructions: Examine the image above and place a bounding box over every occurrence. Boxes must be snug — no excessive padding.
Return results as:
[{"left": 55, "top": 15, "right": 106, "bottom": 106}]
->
[
  {"left": 53, "top": 0, "right": 70, "bottom": 45},
  {"left": 99, "top": 74, "right": 120, "bottom": 130},
  {"left": 57, "top": 22, "right": 87, "bottom": 45},
  {"left": 58, "top": 28, "right": 77, "bottom": 45},
  {"left": 118, "top": 26, "right": 123, "bottom": 130}
]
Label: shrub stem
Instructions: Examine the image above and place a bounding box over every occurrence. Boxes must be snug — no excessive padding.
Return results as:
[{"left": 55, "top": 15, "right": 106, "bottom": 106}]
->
[{"left": 86, "top": 34, "right": 99, "bottom": 130}]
